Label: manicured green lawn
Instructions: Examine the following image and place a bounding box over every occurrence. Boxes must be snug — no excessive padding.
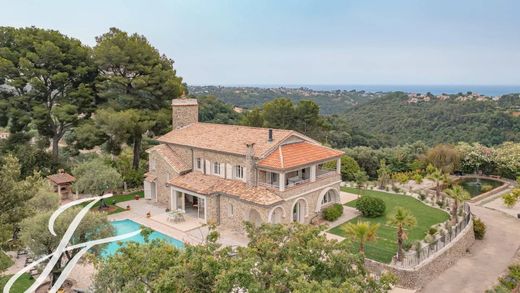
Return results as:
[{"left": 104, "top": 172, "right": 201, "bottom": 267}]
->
[
  {"left": 329, "top": 187, "right": 449, "bottom": 263},
  {"left": 0, "top": 273, "right": 34, "bottom": 293},
  {"left": 81, "top": 191, "right": 144, "bottom": 214},
  {"left": 0, "top": 251, "right": 13, "bottom": 271}
]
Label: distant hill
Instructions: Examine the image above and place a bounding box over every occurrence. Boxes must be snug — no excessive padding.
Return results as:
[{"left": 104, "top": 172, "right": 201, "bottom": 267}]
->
[
  {"left": 343, "top": 92, "right": 520, "bottom": 146},
  {"left": 188, "top": 86, "right": 384, "bottom": 114}
]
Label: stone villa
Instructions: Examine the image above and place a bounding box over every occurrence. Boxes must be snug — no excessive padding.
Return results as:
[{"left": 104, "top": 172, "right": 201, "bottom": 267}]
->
[{"left": 144, "top": 98, "right": 344, "bottom": 230}]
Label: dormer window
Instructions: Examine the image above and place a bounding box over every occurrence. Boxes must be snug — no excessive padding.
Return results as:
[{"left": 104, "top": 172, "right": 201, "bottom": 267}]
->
[{"left": 213, "top": 162, "right": 221, "bottom": 175}]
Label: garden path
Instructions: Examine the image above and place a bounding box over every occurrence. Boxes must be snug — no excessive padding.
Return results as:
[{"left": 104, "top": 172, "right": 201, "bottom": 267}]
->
[{"left": 419, "top": 204, "right": 520, "bottom": 292}]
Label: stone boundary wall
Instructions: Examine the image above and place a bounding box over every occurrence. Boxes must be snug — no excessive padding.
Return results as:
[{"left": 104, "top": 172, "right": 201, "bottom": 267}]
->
[{"left": 364, "top": 219, "right": 475, "bottom": 290}]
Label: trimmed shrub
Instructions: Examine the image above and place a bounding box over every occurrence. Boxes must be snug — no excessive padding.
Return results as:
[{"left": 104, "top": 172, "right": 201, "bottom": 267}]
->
[
  {"left": 428, "top": 227, "right": 438, "bottom": 235},
  {"left": 473, "top": 217, "right": 486, "bottom": 240},
  {"left": 322, "top": 203, "right": 344, "bottom": 221},
  {"left": 356, "top": 196, "right": 386, "bottom": 218}
]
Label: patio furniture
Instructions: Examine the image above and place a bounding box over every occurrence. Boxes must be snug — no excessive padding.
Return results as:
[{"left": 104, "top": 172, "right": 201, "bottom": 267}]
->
[{"left": 167, "top": 210, "right": 186, "bottom": 223}]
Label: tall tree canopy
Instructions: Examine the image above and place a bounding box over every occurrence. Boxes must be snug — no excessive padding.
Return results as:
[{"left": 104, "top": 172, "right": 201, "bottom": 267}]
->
[
  {"left": 0, "top": 26, "right": 97, "bottom": 157},
  {"left": 93, "top": 27, "right": 185, "bottom": 169},
  {"left": 93, "top": 223, "right": 395, "bottom": 292}
]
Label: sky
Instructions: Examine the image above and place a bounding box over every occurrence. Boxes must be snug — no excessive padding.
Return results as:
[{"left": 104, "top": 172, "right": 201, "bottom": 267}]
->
[{"left": 2, "top": 0, "right": 520, "bottom": 86}]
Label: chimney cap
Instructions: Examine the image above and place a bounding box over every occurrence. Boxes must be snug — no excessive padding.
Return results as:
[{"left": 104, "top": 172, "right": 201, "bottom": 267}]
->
[{"left": 171, "top": 98, "right": 198, "bottom": 106}]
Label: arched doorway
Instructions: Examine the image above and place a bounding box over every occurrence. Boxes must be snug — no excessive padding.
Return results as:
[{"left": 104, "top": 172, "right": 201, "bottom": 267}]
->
[
  {"left": 269, "top": 206, "right": 285, "bottom": 224},
  {"left": 315, "top": 188, "right": 340, "bottom": 212},
  {"left": 292, "top": 199, "right": 307, "bottom": 223},
  {"left": 248, "top": 209, "right": 263, "bottom": 226}
]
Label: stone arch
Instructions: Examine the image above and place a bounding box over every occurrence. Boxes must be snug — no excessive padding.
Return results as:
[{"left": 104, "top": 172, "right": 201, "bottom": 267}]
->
[
  {"left": 268, "top": 205, "right": 286, "bottom": 224},
  {"left": 248, "top": 208, "right": 263, "bottom": 227},
  {"left": 291, "top": 198, "right": 308, "bottom": 223},
  {"left": 315, "top": 187, "right": 340, "bottom": 212}
]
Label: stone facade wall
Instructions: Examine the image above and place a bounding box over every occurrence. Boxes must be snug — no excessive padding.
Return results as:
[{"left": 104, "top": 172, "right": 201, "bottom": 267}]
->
[
  {"left": 148, "top": 151, "right": 179, "bottom": 206},
  {"left": 364, "top": 220, "right": 475, "bottom": 290},
  {"left": 172, "top": 104, "right": 198, "bottom": 129},
  {"left": 218, "top": 196, "right": 270, "bottom": 231},
  {"left": 192, "top": 148, "right": 248, "bottom": 181}
]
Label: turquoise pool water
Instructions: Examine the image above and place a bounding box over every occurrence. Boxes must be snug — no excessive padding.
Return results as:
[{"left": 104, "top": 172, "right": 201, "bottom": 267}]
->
[{"left": 102, "top": 219, "right": 184, "bottom": 257}]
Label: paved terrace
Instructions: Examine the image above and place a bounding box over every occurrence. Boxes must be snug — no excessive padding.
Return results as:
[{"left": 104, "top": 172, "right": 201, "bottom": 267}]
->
[{"left": 111, "top": 199, "right": 249, "bottom": 247}]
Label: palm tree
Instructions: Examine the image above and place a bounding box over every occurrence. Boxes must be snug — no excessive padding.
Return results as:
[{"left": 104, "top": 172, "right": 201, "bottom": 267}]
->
[
  {"left": 445, "top": 185, "right": 470, "bottom": 223},
  {"left": 427, "top": 167, "right": 446, "bottom": 201},
  {"left": 387, "top": 207, "right": 417, "bottom": 262},
  {"left": 342, "top": 221, "right": 380, "bottom": 255}
]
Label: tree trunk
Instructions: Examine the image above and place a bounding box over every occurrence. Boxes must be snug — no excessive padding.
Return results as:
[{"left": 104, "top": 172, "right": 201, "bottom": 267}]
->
[
  {"left": 132, "top": 135, "right": 142, "bottom": 170},
  {"left": 397, "top": 227, "right": 404, "bottom": 261},
  {"left": 11, "top": 225, "right": 19, "bottom": 240},
  {"left": 359, "top": 240, "right": 365, "bottom": 255},
  {"left": 52, "top": 135, "right": 60, "bottom": 158}
]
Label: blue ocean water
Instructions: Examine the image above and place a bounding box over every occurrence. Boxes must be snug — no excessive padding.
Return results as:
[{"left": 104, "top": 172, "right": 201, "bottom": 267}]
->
[
  {"left": 238, "top": 84, "right": 520, "bottom": 96},
  {"left": 102, "top": 219, "right": 184, "bottom": 257}
]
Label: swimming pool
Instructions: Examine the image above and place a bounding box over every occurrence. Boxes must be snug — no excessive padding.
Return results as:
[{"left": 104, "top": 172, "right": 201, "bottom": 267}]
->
[{"left": 102, "top": 219, "right": 184, "bottom": 257}]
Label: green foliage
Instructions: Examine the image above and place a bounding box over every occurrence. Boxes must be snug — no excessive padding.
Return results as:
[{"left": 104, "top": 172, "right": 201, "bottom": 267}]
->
[
  {"left": 356, "top": 196, "right": 386, "bottom": 218},
  {"left": 72, "top": 158, "right": 122, "bottom": 195},
  {"left": 93, "top": 223, "right": 396, "bottom": 292},
  {"left": 481, "top": 184, "right": 494, "bottom": 192},
  {"left": 338, "top": 155, "right": 361, "bottom": 181},
  {"left": 189, "top": 85, "right": 384, "bottom": 115},
  {"left": 422, "top": 144, "right": 461, "bottom": 174},
  {"left": 197, "top": 95, "right": 241, "bottom": 124},
  {"left": 488, "top": 264, "right": 520, "bottom": 292},
  {"left": 322, "top": 203, "right": 344, "bottom": 221},
  {"left": 428, "top": 227, "right": 438, "bottom": 235},
  {"left": 342, "top": 92, "right": 520, "bottom": 146},
  {"left": 473, "top": 217, "right": 486, "bottom": 240},
  {"left": 0, "top": 250, "right": 13, "bottom": 272},
  {"left": 0, "top": 26, "right": 97, "bottom": 157},
  {"left": 0, "top": 273, "right": 34, "bottom": 293},
  {"left": 330, "top": 187, "right": 449, "bottom": 263},
  {"left": 342, "top": 221, "right": 380, "bottom": 254},
  {"left": 502, "top": 189, "right": 520, "bottom": 208}
]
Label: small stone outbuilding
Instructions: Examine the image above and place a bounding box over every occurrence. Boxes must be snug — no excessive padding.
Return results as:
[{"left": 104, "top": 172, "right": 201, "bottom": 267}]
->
[{"left": 47, "top": 170, "right": 76, "bottom": 200}]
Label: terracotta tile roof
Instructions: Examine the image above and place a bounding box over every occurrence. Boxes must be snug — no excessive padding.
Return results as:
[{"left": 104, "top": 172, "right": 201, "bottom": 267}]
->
[
  {"left": 156, "top": 123, "right": 304, "bottom": 157},
  {"left": 47, "top": 172, "right": 76, "bottom": 185},
  {"left": 168, "top": 172, "right": 283, "bottom": 206},
  {"left": 257, "top": 142, "right": 344, "bottom": 170},
  {"left": 147, "top": 144, "right": 191, "bottom": 173}
]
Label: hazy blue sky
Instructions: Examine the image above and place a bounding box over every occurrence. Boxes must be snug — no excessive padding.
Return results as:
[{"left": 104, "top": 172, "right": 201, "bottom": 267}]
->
[{"left": 2, "top": 0, "right": 519, "bottom": 86}]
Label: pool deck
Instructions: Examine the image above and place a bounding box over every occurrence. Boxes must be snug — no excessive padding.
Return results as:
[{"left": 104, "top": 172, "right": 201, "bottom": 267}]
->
[{"left": 110, "top": 199, "right": 249, "bottom": 247}]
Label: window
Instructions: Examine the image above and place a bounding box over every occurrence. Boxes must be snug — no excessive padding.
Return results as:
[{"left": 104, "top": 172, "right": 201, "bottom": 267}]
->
[
  {"left": 321, "top": 190, "right": 334, "bottom": 205},
  {"left": 235, "top": 165, "right": 244, "bottom": 179},
  {"left": 150, "top": 158, "right": 156, "bottom": 171},
  {"left": 228, "top": 204, "right": 234, "bottom": 217},
  {"left": 196, "top": 158, "right": 202, "bottom": 170},
  {"left": 213, "top": 162, "right": 221, "bottom": 174}
]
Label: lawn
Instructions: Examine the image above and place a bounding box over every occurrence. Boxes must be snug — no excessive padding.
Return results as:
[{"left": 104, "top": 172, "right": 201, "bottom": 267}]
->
[
  {"left": 0, "top": 251, "right": 13, "bottom": 271},
  {"left": 81, "top": 191, "right": 144, "bottom": 214},
  {"left": 329, "top": 187, "right": 449, "bottom": 263},
  {"left": 0, "top": 273, "right": 34, "bottom": 293}
]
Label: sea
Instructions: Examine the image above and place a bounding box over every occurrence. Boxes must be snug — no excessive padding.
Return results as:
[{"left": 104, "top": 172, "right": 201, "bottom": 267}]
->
[{"left": 233, "top": 84, "right": 520, "bottom": 96}]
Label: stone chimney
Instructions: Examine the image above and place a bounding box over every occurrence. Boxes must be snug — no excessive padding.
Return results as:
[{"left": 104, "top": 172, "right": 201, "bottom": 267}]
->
[
  {"left": 245, "top": 143, "right": 256, "bottom": 187},
  {"left": 171, "top": 98, "right": 198, "bottom": 129}
]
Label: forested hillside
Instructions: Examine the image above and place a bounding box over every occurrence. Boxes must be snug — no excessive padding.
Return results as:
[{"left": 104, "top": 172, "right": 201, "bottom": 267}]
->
[
  {"left": 343, "top": 92, "right": 520, "bottom": 146},
  {"left": 188, "top": 85, "right": 384, "bottom": 114}
]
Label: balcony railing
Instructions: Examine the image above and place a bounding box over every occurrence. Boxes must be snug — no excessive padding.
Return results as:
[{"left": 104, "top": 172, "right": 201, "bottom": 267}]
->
[
  {"left": 257, "top": 182, "right": 280, "bottom": 189},
  {"left": 317, "top": 170, "right": 337, "bottom": 179}
]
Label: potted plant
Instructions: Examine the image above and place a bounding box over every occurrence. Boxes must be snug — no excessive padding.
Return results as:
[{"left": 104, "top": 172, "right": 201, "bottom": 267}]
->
[
  {"left": 126, "top": 205, "right": 131, "bottom": 210},
  {"left": 135, "top": 194, "right": 140, "bottom": 200},
  {"left": 146, "top": 211, "right": 151, "bottom": 218}
]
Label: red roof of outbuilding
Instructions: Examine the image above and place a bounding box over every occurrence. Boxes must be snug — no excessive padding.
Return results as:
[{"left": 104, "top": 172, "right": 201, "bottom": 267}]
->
[
  {"left": 257, "top": 142, "right": 343, "bottom": 170},
  {"left": 47, "top": 172, "right": 76, "bottom": 185}
]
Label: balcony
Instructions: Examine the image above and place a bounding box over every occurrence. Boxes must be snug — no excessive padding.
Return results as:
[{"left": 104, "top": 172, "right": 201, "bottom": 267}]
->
[{"left": 257, "top": 159, "right": 340, "bottom": 192}]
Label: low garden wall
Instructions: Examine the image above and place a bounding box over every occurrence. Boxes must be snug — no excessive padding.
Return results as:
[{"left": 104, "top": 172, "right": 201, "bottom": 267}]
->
[{"left": 364, "top": 218, "right": 475, "bottom": 290}]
